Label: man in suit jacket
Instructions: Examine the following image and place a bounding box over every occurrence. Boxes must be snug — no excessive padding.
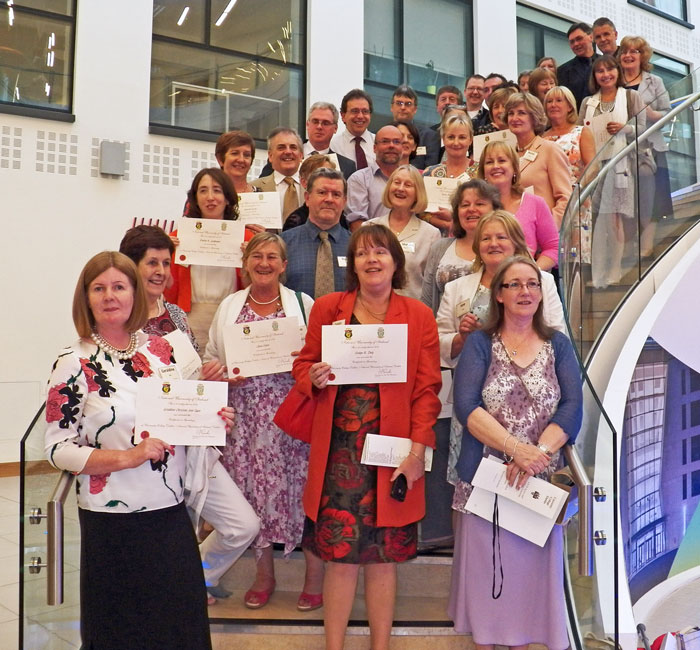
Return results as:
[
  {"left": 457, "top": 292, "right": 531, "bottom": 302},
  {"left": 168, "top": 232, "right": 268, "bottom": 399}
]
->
[
  {"left": 389, "top": 84, "right": 427, "bottom": 169},
  {"left": 252, "top": 127, "right": 304, "bottom": 222},
  {"left": 558, "top": 22, "right": 599, "bottom": 109},
  {"left": 422, "top": 85, "right": 463, "bottom": 167},
  {"left": 259, "top": 102, "right": 357, "bottom": 179}
]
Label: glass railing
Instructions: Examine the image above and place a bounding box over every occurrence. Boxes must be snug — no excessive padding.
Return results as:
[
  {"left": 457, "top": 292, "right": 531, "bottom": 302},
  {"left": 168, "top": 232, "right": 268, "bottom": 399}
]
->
[
  {"left": 561, "top": 69, "right": 700, "bottom": 363},
  {"left": 19, "top": 403, "right": 82, "bottom": 649},
  {"left": 560, "top": 68, "right": 700, "bottom": 650}
]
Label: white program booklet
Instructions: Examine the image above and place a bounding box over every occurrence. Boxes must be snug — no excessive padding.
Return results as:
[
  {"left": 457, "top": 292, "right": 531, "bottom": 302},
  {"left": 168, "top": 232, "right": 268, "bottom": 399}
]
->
[{"left": 361, "top": 433, "right": 433, "bottom": 471}]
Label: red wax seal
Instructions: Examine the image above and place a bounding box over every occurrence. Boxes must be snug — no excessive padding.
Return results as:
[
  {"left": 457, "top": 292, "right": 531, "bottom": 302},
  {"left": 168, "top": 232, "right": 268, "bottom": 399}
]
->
[
  {"left": 232, "top": 367, "right": 240, "bottom": 375},
  {"left": 179, "top": 254, "right": 186, "bottom": 261},
  {"left": 141, "top": 431, "right": 150, "bottom": 439},
  {"left": 329, "top": 373, "right": 336, "bottom": 381}
]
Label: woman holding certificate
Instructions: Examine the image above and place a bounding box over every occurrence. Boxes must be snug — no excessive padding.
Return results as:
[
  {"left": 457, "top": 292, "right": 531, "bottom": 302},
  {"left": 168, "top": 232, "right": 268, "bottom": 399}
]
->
[
  {"left": 44, "top": 251, "right": 235, "bottom": 649},
  {"left": 204, "top": 232, "right": 325, "bottom": 611},
  {"left": 293, "top": 223, "right": 442, "bottom": 650},
  {"left": 366, "top": 165, "right": 441, "bottom": 300},
  {"left": 165, "top": 167, "right": 241, "bottom": 353},
  {"left": 448, "top": 255, "right": 582, "bottom": 649},
  {"left": 478, "top": 141, "right": 559, "bottom": 271}
]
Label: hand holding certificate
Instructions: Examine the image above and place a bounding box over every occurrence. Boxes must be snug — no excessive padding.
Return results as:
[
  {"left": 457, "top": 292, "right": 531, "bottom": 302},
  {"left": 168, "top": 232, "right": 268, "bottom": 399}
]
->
[
  {"left": 321, "top": 324, "right": 407, "bottom": 384},
  {"left": 223, "top": 316, "right": 303, "bottom": 378},
  {"left": 175, "top": 217, "right": 244, "bottom": 267},
  {"left": 135, "top": 378, "right": 228, "bottom": 446},
  {"left": 238, "top": 192, "right": 283, "bottom": 230}
]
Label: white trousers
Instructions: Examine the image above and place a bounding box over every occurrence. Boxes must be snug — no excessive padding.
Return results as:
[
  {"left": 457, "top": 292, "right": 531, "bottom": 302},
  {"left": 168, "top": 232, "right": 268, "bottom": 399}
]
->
[{"left": 198, "top": 460, "right": 260, "bottom": 588}]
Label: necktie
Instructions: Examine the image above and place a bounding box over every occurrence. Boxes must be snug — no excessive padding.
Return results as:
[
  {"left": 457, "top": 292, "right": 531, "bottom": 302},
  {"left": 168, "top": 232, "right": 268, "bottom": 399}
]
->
[
  {"left": 354, "top": 136, "right": 368, "bottom": 170},
  {"left": 282, "top": 177, "right": 299, "bottom": 221},
  {"left": 314, "top": 231, "right": 335, "bottom": 298}
]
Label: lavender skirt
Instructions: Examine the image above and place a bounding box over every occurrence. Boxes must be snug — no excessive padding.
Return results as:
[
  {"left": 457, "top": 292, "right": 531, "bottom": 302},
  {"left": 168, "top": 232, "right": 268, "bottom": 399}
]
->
[{"left": 448, "top": 511, "right": 569, "bottom": 650}]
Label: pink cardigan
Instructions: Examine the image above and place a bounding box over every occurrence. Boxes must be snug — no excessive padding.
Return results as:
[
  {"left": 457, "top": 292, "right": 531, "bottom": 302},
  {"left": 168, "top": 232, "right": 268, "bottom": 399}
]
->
[{"left": 515, "top": 192, "right": 560, "bottom": 265}]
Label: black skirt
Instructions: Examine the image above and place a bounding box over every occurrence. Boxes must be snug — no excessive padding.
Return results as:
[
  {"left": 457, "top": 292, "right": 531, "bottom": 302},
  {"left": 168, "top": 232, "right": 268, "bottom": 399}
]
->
[{"left": 79, "top": 501, "right": 211, "bottom": 650}]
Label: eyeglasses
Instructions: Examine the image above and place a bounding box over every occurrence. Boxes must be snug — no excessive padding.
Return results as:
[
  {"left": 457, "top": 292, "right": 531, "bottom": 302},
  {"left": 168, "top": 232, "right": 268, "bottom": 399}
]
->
[
  {"left": 465, "top": 86, "right": 484, "bottom": 93},
  {"left": 309, "top": 118, "right": 335, "bottom": 127},
  {"left": 501, "top": 280, "right": 542, "bottom": 291},
  {"left": 392, "top": 100, "right": 415, "bottom": 108},
  {"left": 347, "top": 108, "right": 371, "bottom": 116},
  {"left": 376, "top": 138, "right": 403, "bottom": 146},
  {"left": 622, "top": 49, "right": 642, "bottom": 55}
]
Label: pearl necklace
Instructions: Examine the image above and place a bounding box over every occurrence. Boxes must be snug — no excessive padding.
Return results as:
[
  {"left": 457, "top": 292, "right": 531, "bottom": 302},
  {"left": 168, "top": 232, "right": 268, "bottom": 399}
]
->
[
  {"left": 248, "top": 292, "right": 281, "bottom": 305},
  {"left": 516, "top": 136, "right": 537, "bottom": 153},
  {"left": 91, "top": 331, "right": 139, "bottom": 360}
]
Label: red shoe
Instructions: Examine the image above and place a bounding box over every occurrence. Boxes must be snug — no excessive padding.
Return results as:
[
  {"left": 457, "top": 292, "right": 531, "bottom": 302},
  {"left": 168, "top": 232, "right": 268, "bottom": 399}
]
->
[
  {"left": 244, "top": 581, "right": 275, "bottom": 609},
  {"left": 297, "top": 591, "right": 323, "bottom": 612}
]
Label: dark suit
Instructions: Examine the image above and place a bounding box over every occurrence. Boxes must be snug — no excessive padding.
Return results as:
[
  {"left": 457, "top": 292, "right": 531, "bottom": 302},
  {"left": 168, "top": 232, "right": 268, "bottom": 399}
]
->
[
  {"left": 258, "top": 146, "right": 356, "bottom": 180},
  {"left": 421, "top": 125, "right": 442, "bottom": 167},
  {"left": 557, "top": 53, "right": 600, "bottom": 109}
]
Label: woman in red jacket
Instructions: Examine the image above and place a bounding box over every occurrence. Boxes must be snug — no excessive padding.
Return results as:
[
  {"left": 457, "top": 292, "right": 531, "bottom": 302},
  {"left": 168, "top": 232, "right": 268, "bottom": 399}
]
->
[{"left": 292, "top": 224, "right": 442, "bottom": 650}]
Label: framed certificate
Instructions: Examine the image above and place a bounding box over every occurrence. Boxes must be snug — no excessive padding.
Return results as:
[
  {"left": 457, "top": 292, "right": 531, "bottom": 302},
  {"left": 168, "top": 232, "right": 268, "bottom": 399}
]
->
[
  {"left": 238, "top": 192, "right": 283, "bottom": 230},
  {"left": 322, "top": 323, "right": 408, "bottom": 384},
  {"left": 223, "top": 316, "right": 303, "bottom": 377},
  {"left": 175, "top": 217, "right": 244, "bottom": 267},
  {"left": 134, "top": 379, "right": 228, "bottom": 446}
]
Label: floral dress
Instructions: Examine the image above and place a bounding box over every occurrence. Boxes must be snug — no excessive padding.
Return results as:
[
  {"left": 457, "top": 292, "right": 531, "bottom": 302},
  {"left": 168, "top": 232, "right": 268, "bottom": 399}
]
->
[
  {"left": 544, "top": 126, "right": 591, "bottom": 263},
  {"left": 303, "top": 384, "right": 418, "bottom": 564},
  {"left": 221, "top": 302, "right": 309, "bottom": 555}
]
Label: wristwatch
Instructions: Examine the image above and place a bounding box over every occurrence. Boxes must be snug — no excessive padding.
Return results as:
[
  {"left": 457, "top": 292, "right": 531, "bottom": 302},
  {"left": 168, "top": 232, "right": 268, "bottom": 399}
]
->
[{"left": 537, "top": 443, "right": 552, "bottom": 458}]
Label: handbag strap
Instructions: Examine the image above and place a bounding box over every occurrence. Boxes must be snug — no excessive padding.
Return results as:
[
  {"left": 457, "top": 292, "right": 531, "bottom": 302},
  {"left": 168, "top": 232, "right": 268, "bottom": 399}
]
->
[{"left": 295, "top": 291, "right": 307, "bottom": 325}]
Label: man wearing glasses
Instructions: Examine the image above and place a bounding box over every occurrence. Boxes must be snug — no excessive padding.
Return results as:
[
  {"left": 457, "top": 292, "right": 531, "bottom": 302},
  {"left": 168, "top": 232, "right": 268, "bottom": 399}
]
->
[
  {"left": 330, "top": 88, "right": 376, "bottom": 170},
  {"left": 345, "top": 125, "right": 403, "bottom": 231},
  {"left": 389, "top": 85, "right": 427, "bottom": 170},
  {"left": 464, "top": 74, "right": 490, "bottom": 132}
]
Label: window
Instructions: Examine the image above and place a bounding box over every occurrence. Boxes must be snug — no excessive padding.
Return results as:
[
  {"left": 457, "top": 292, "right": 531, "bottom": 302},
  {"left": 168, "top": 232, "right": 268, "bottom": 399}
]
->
[
  {"left": 691, "top": 400, "right": 700, "bottom": 428},
  {"left": 516, "top": 5, "right": 572, "bottom": 74},
  {"left": 692, "top": 435, "right": 700, "bottom": 462},
  {"left": 628, "top": 0, "right": 691, "bottom": 26},
  {"left": 364, "top": 0, "right": 473, "bottom": 129},
  {"left": 0, "top": 1, "right": 75, "bottom": 117},
  {"left": 692, "top": 470, "right": 700, "bottom": 497},
  {"left": 690, "top": 369, "right": 700, "bottom": 393},
  {"left": 683, "top": 473, "right": 687, "bottom": 499},
  {"left": 150, "top": 1, "right": 306, "bottom": 141}
]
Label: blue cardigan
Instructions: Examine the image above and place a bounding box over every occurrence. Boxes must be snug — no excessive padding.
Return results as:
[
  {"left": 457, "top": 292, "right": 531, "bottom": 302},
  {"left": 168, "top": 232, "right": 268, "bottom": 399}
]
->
[{"left": 453, "top": 330, "right": 583, "bottom": 483}]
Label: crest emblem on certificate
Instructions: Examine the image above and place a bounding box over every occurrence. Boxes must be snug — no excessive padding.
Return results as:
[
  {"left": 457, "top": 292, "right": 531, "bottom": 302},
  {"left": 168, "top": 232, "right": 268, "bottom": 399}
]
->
[
  {"left": 344, "top": 328, "right": 353, "bottom": 339},
  {"left": 243, "top": 325, "right": 251, "bottom": 335},
  {"left": 531, "top": 491, "right": 540, "bottom": 500},
  {"left": 436, "top": 179, "right": 442, "bottom": 186},
  {"left": 258, "top": 194, "right": 264, "bottom": 201},
  {"left": 485, "top": 135, "right": 490, "bottom": 142},
  {"left": 221, "top": 223, "right": 227, "bottom": 231},
  {"left": 196, "top": 383, "right": 204, "bottom": 396},
  {"left": 377, "top": 327, "right": 385, "bottom": 339},
  {"left": 161, "top": 383, "right": 171, "bottom": 394},
  {"left": 272, "top": 321, "right": 279, "bottom": 331},
  {"left": 195, "top": 221, "right": 203, "bottom": 230}
]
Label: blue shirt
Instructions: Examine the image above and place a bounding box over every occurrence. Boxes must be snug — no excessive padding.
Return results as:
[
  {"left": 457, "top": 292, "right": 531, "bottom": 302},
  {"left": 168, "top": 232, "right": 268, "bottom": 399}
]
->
[{"left": 281, "top": 220, "right": 351, "bottom": 297}]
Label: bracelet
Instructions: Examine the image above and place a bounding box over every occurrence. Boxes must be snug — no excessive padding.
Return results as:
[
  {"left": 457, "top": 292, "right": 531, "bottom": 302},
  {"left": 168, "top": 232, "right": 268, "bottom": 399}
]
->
[
  {"left": 503, "top": 433, "right": 514, "bottom": 462},
  {"left": 408, "top": 450, "right": 423, "bottom": 462},
  {"left": 512, "top": 440, "right": 521, "bottom": 458}
]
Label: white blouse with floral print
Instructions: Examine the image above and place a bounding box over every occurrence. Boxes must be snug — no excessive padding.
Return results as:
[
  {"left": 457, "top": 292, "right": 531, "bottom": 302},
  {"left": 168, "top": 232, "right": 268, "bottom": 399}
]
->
[{"left": 45, "top": 333, "right": 187, "bottom": 513}]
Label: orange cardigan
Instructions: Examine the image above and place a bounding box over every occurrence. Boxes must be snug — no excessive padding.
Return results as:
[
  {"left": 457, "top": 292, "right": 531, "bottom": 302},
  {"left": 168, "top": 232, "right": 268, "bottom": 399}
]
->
[
  {"left": 292, "top": 289, "right": 442, "bottom": 528},
  {"left": 164, "top": 227, "right": 253, "bottom": 312}
]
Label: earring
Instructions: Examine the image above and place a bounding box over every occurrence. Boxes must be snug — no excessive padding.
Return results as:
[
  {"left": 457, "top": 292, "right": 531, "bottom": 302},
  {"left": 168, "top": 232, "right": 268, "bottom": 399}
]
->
[{"left": 512, "top": 174, "right": 517, "bottom": 184}]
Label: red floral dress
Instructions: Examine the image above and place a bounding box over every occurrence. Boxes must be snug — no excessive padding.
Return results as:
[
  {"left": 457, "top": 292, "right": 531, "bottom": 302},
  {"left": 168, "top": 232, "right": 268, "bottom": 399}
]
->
[{"left": 303, "top": 384, "right": 418, "bottom": 564}]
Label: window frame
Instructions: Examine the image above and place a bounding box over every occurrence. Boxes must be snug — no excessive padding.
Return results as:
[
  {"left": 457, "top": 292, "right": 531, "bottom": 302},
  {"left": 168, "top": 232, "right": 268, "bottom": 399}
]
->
[
  {"left": 628, "top": 0, "right": 694, "bottom": 29},
  {"left": 0, "top": 0, "right": 77, "bottom": 122}
]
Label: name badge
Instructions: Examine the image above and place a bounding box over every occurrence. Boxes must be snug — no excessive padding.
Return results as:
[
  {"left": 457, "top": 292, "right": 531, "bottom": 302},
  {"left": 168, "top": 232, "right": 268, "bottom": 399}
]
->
[
  {"left": 455, "top": 299, "right": 471, "bottom": 320},
  {"left": 523, "top": 149, "right": 538, "bottom": 162},
  {"left": 337, "top": 255, "right": 347, "bottom": 267},
  {"left": 415, "top": 146, "right": 427, "bottom": 156},
  {"left": 332, "top": 319, "right": 346, "bottom": 325},
  {"left": 400, "top": 241, "right": 416, "bottom": 254},
  {"left": 158, "top": 365, "right": 182, "bottom": 380}
]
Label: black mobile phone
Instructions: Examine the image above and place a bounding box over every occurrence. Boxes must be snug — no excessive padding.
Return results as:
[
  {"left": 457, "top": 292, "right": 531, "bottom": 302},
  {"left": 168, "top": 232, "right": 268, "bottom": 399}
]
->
[{"left": 390, "top": 473, "right": 408, "bottom": 502}]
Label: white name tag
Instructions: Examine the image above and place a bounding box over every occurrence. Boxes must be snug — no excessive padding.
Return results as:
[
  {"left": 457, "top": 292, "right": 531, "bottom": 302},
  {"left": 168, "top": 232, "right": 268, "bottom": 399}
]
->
[
  {"left": 523, "top": 149, "right": 538, "bottom": 162},
  {"left": 415, "top": 146, "right": 427, "bottom": 156},
  {"left": 400, "top": 241, "right": 416, "bottom": 254},
  {"left": 337, "top": 255, "right": 347, "bottom": 267},
  {"left": 158, "top": 365, "right": 182, "bottom": 380},
  {"left": 455, "top": 298, "right": 471, "bottom": 320}
]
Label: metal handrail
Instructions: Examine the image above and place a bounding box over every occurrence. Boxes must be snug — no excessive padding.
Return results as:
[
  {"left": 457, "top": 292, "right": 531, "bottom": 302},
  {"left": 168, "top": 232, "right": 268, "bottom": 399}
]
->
[
  {"left": 47, "top": 471, "right": 75, "bottom": 605},
  {"left": 571, "top": 89, "right": 700, "bottom": 213},
  {"left": 563, "top": 445, "right": 593, "bottom": 577}
]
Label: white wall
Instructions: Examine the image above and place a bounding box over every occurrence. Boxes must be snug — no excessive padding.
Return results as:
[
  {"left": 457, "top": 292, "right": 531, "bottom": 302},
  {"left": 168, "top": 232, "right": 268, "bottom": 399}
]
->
[{"left": 3, "top": 0, "right": 700, "bottom": 463}]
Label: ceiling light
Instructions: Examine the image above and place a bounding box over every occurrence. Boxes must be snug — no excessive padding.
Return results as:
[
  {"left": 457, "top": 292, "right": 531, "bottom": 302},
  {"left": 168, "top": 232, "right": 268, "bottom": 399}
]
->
[
  {"left": 214, "top": 0, "right": 237, "bottom": 27},
  {"left": 177, "top": 6, "right": 189, "bottom": 26}
]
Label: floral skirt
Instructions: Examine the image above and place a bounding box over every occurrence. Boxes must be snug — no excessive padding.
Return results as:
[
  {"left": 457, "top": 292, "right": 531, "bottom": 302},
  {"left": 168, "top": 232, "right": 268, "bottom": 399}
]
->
[{"left": 303, "top": 385, "right": 417, "bottom": 564}]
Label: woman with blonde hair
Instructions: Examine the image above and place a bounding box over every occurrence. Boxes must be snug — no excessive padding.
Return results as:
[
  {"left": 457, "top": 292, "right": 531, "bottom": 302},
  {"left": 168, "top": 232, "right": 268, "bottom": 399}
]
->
[
  {"left": 366, "top": 164, "right": 441, "bottom": 299},
  {"left": 505, "top": 92, "right": 572, "bottom": 226}
]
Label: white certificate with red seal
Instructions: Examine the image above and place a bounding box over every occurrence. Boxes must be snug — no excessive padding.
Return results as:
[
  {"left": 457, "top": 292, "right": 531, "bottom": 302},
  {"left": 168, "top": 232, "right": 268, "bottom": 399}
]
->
[
  {"left": 321, "top": 324, "right": 407, "bottom": 385},
  {"left": 175, "top": 217, "right": 244, "bottom": 267},
  {"left": 134, "top": 378, "right": 227, "bottom": 446},
  {"left": 237, "top": 192, "right": 283, "bottom": 230},
  {"left": 222, "top": 316, "right": 303, "bottom": 378}
]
